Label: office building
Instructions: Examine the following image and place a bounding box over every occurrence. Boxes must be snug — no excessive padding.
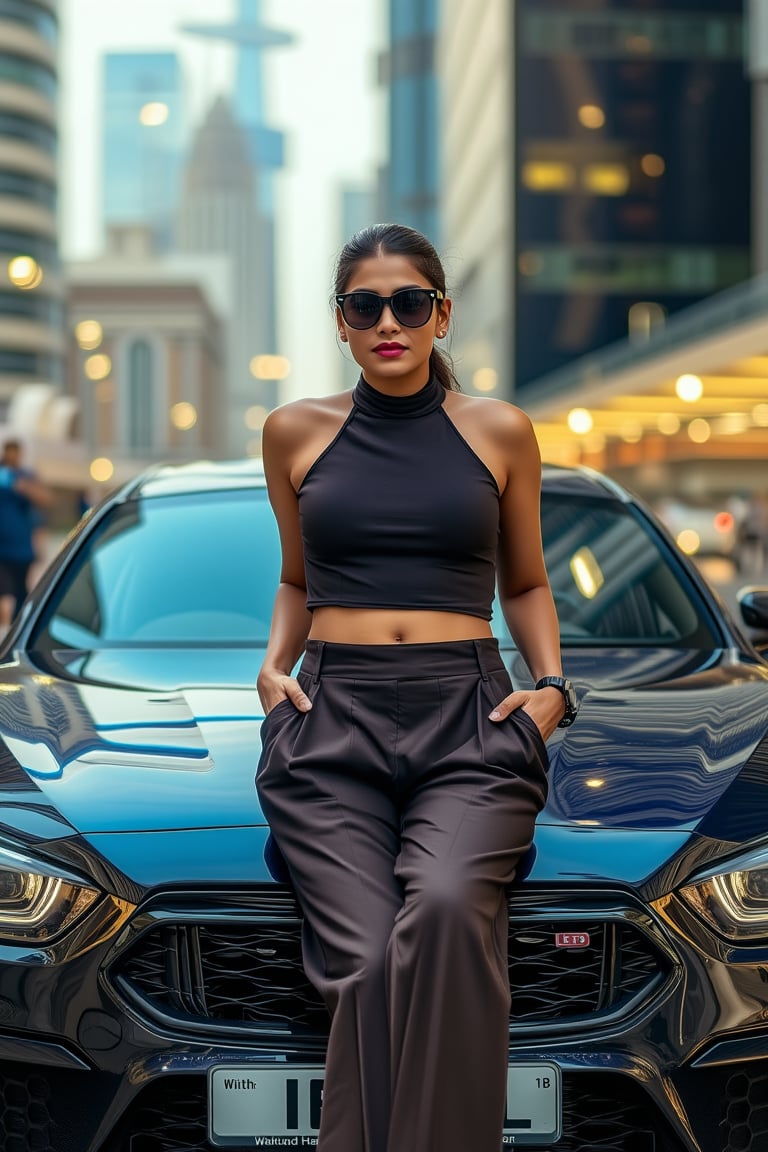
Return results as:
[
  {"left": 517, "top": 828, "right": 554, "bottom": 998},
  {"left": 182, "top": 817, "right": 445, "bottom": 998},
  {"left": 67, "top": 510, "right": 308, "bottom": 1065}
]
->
[
  {"left": 0, "top": 0, "right": 64, "bottom": 412},
  {"left": 67, "top": 225, "right": 226, "bottom": 483},
  {"left": 379, "top": 0, "right": 441, "bottom": 244},
  {"left": 442, "top": 0, "right": 750, "bottom": 400},
  {"left": 102, "top": 52, "right": 185, "bottom": 254}
]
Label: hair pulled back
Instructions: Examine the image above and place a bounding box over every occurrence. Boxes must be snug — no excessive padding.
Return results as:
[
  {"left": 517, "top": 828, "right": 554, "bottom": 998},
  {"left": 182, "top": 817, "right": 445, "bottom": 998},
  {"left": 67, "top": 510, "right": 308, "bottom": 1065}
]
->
[{"left": 332, "top": 223, "right": 459, "bottom": 392}]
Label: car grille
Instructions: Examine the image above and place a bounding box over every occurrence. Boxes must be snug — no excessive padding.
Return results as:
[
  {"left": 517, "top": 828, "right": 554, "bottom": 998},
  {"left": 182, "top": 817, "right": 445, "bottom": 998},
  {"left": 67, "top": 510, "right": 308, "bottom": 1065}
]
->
[{"left": 112, "top": 889, "right": 669, "bottom": 1040}]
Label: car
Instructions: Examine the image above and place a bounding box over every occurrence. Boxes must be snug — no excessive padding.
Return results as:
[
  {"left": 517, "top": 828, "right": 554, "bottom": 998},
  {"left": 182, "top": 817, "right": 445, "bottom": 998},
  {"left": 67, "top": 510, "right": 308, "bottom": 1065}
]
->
[
  {"left": 653, "top": 497, "right": 739, "bottom": 562},
  {"left": 1, "top": 457, "right": 768, "bottom": 1152}
]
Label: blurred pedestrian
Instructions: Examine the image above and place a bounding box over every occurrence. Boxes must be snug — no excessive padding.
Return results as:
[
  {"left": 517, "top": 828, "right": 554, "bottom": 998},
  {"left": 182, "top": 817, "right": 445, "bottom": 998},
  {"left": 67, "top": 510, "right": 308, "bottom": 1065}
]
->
[
  {"left": 255, "top": 223, "right": 577, "bottom": 1152},
  {"left": 738, "top": 490, "right": 768, "bottom": 577},
  {"left": 0, "top": 439, "right": 52, "bottom": 630}
]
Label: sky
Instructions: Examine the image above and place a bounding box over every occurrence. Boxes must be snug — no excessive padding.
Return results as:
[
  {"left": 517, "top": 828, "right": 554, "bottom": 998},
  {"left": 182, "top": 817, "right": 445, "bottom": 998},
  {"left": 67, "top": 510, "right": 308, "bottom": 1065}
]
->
[{"left": 59, "top": 0, "right": 383, "bottom": 400}]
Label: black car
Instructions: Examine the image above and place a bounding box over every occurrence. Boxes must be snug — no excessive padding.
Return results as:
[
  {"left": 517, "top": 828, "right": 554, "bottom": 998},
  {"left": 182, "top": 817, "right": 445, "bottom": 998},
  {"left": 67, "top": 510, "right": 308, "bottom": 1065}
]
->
[{"left": 1, "top": 459, "right": 768, "bottom": 1152}]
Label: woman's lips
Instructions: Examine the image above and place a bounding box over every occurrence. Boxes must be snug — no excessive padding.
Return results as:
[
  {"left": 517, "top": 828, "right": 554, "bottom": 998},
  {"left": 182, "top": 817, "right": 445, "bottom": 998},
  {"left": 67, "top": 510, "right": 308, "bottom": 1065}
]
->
[{"left": 373, "top": 344, "right": 406, "bottom": 358}]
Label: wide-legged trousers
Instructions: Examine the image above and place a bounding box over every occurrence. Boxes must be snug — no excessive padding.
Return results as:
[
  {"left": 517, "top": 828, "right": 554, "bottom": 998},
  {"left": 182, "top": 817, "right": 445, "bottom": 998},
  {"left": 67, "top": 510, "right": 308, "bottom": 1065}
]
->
[{"left": 256, "top": 638, "right": 549, "bottom": 1152}]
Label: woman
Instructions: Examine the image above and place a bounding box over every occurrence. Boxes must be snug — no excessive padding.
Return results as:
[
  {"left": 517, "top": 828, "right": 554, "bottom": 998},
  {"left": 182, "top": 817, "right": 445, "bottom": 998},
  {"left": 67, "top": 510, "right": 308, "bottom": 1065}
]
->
[{"left": 256, "top": 223, "right": 577, "bottom": 1152}]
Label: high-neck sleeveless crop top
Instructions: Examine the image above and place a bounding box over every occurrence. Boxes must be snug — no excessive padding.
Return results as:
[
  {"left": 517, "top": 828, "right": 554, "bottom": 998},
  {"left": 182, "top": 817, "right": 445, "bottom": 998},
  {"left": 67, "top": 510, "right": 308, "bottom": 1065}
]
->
[{"left": 297, "top": 373, "right": 500, "bottom": 620}]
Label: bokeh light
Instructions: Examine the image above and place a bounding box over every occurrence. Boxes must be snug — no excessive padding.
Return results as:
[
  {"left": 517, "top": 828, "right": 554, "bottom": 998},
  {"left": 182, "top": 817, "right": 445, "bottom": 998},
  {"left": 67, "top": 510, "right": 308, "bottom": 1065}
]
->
[
  {"left": 473, "top": 368, "right": 498, "bottom": 393},
  {"left": 170, "top": 402, "right": 197, "bottom": 430},
  {"left": 75, "top": 320, "right": 103, "bottom": 350},
  {"left": 657, "top": 413, "right": 680, "bottom": 435},
  {"left": 249, "top": 354, "right": 291, "bottom": 380},
  {"left": 677, "top": 529, "right": 701, "bottom": 555},
  {"left": 84, "top": 354, "right": 112, "bottom": 381},
  {"left": 687, "top": 418, "right": 711, "bottom": 443},
  {"left": 641, "top": 153, "right": 666, "bottom": 177},
  {"left": 90, "top": 457, "right": 114, "bottom": 483},
  {"left": 567, "top": 408, "right": 593, "bottom": 434},
  {"left": 245, "top": 404, "right": 269, "bottom": 430},
  {"left": 578, "top": 104, "right": 605, "bottom": 129},
  {"left": 675, "top": 374, "right": 703, "bottom": 402},
  {"left": 139, "top": 102, "right": 169, "bottom": 126},
  {"left": 8, "top": 256, "right": 43, "bottom": 290}
]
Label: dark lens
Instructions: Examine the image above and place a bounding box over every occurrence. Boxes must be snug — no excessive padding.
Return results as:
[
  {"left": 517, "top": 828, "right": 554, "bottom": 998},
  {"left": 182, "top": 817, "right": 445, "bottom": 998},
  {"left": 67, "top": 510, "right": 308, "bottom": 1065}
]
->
[
  {"left": 392, "top": 289, "right": 433, "bottom": 327},
  {"left": 343, "top": 292, "right": 382, "bottom": 329}
]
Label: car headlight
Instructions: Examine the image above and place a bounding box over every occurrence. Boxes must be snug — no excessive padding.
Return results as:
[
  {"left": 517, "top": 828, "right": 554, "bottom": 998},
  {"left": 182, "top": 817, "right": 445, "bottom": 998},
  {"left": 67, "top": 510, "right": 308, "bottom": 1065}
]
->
[
  {"left": 680, "top": 847, "right": 768, "bottom": 943},
  {"left": 0, "top": 844, "right": 99, "bottom": 944}
]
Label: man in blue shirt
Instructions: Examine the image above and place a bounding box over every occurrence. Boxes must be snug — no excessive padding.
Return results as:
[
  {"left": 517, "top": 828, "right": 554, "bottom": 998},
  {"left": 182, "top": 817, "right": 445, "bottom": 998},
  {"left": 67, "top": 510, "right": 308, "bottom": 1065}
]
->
[{"left": 0, "top": 439, "right": 52, "bottom": 630}]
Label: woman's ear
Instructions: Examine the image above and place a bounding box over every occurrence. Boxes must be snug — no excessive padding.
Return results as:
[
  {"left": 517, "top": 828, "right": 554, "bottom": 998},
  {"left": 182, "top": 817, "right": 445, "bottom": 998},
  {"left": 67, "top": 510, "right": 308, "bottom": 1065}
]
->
[{"left": 436, "top": 296, "right": 452, "bottom": 338}]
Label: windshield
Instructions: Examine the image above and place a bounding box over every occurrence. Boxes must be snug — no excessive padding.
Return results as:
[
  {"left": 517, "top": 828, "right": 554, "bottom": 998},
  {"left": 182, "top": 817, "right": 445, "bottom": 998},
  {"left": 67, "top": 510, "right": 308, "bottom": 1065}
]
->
[
  {"left": 31, "top": 489, "right": 281, "bottom": 647},
  {"left": 29, "top": 486, "right": 717, "bottom": 651}
]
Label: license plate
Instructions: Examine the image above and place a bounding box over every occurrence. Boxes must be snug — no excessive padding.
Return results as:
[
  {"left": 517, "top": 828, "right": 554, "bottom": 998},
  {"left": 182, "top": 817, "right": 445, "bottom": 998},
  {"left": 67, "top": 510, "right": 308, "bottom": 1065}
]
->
[{"left": 208, "top": 1061, "right": 561, "bottom": 1147}]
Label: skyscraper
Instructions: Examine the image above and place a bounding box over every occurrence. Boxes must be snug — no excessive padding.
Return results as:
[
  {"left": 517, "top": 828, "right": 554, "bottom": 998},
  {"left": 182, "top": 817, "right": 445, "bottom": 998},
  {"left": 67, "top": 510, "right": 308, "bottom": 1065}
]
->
[
  {"left": 0, "top": 0, "right": 64, "bottom": 411},
  {"left": 102, "top": 53, "right": 185, "bottom": 254},
  {"left": 379, "top": 0, "right": 441, "bottom": 244},
  {"left": 177, "top": 97, "right": 275, "bottom": 452},
  {"left": 182, "top": 0, "right": 294, "bottom": 361},
  {"left": 442, "top": 0, "right": 750, "bottom": 398},
  {"left": 514, "top": 0, "right": 750, "bottom": 392}
]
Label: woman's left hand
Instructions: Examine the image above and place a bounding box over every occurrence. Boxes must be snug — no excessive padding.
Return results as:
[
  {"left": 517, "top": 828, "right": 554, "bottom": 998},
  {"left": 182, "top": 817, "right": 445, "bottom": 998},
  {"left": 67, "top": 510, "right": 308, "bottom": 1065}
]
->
[{"left": 488, "top": 687, "right": 565, "bottom": 743}]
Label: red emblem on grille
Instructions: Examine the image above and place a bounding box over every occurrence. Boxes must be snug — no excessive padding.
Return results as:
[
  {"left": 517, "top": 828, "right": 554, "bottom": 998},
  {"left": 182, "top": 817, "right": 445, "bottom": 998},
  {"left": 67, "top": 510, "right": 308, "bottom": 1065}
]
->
[{"left": 555, "top": 932, "right": 591, "bottom": 948}]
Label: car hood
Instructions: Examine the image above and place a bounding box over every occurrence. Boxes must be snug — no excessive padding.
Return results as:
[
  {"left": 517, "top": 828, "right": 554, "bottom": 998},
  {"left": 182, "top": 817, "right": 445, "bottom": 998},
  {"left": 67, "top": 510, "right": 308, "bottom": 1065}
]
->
[{"left": 0, "top": 647, "right": 766, "bottom": 892}]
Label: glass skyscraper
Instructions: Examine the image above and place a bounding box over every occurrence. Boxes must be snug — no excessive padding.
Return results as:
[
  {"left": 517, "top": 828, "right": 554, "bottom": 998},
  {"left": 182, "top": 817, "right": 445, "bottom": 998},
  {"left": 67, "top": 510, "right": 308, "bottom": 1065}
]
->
[
  {"left": 514, "top": 0, "right": 750, "bottom": 390},
  {"left": 381, "top": 0, "right": 441, "bottom": 245},
  {"left": 0, "top": 0, "right": 63, "bottom": 405},
  {"left": 102, "top": 53, "right": 185, "bottom": 253}
]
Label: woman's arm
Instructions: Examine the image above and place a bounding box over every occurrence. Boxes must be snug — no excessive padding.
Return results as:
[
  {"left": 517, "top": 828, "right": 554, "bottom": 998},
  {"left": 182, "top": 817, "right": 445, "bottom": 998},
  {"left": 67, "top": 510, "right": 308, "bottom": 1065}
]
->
[
  {"left": 493, "top": 408, "right": 566, "bottom": 737},
  {"left": 257, "top": 406, "right": 314, "bottom": 714}
]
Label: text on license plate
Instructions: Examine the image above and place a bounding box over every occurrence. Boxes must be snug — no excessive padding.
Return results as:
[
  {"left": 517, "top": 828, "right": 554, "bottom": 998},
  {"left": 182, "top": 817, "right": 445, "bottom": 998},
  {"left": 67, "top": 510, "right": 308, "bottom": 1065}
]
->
[{"left": 208, "top": 1062, "right": 561, "bottom": 1147}]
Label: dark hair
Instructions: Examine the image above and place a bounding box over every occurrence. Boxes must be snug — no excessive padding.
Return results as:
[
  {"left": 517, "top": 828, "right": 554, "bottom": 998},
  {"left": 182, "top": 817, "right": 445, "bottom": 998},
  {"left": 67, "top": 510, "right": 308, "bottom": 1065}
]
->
[{"left": 332, "top": 222, "right": 459, "bottom": 392}]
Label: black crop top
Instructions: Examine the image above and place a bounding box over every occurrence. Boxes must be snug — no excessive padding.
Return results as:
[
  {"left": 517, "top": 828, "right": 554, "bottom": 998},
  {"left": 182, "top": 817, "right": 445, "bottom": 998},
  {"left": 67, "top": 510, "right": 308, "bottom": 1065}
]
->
[{"left": 298, "top": 373, "right": 500, "bottom": 620}]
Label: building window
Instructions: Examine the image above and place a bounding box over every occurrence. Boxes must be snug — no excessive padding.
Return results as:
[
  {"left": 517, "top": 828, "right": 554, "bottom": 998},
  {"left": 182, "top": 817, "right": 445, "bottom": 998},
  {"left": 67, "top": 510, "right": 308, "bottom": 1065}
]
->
[{"left": 128, "top": 339, "right": 154, "bottom": 453}]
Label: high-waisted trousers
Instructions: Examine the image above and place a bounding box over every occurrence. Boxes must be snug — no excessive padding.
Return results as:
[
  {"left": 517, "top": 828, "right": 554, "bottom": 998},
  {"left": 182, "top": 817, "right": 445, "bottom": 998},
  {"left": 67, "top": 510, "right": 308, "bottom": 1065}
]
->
[{"left": 256, "top": 638, "right": 549, "bottom": 1152}]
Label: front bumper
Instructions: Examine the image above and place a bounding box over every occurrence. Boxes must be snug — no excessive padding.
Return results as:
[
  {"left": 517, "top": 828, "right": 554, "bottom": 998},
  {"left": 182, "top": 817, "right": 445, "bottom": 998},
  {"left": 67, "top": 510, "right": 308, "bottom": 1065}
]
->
[{"left": 1, "top": 884, "right": 768, "bottom": 1152}]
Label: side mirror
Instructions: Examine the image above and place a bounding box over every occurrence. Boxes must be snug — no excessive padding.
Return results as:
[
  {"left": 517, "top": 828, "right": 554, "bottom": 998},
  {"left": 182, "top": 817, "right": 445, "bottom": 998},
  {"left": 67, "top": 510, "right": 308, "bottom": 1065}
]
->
[{"left": 738, "top": 586, "right": 768, "bottom": 631}]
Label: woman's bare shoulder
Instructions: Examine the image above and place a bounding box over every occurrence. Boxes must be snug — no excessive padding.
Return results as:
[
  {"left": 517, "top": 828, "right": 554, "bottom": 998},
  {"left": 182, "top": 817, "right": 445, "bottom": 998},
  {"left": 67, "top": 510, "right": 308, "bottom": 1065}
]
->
[
  {"left": 444, "top": 389, "right": 535, "bottom": 441},
  {"left": 264, "top": 391, "right": 354, "bottom": 441}
]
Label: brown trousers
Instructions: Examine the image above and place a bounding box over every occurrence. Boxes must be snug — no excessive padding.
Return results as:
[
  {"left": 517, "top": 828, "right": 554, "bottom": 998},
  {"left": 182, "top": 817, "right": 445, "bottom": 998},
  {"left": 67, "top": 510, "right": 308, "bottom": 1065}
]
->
[{"left": 256, "top": 638, "right": 548, "bottom": 1152}]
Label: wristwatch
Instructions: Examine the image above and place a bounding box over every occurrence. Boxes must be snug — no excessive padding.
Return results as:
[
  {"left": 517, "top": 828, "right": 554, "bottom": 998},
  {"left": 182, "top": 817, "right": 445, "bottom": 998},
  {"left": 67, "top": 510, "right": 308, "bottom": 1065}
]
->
[{"left": 535, "top": 676, "right": 579, "bottom": 727}]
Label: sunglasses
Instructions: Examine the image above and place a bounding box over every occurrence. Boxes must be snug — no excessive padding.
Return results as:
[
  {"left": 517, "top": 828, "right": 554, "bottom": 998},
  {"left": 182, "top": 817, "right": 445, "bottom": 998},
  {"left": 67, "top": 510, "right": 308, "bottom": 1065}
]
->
[{"left": 335, "top": 288, "right": 444, "bottom": 330}]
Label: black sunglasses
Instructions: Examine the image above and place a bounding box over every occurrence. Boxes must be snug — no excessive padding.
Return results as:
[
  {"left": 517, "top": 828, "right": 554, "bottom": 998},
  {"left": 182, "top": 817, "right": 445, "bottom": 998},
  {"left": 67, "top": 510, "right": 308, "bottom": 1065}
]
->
[{"left": 335, "top": 288, "right": 444, "bottom": 330}]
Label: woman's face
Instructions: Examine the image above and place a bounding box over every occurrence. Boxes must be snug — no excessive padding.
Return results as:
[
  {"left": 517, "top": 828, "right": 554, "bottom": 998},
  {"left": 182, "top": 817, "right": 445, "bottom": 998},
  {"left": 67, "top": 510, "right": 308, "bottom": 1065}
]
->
[{"left": 336, "top": 252, "right": 451, "bottom": 392}]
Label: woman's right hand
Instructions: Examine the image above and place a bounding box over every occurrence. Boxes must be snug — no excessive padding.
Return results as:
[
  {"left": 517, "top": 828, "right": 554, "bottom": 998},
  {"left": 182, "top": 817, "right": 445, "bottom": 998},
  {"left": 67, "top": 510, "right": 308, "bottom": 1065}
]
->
[{"left": 257, "top": 671, "right": 313, "bottom": 716}]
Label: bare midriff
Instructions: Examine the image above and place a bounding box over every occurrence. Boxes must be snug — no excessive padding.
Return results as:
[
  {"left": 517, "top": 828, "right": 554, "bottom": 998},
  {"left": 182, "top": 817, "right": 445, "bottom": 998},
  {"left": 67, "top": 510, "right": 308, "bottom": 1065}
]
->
[{"left": 308, "top": 607, "right": 494, "bottom": 645}]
